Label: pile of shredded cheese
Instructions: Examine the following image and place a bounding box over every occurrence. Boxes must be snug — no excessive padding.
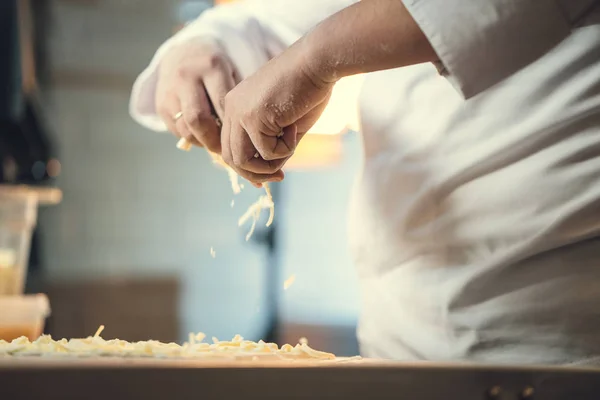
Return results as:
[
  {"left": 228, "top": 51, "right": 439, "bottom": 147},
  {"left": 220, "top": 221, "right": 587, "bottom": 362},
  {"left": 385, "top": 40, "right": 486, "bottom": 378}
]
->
[
  {"left": 0, "top": 326, "right": 335, "bottom": 361},
  {"left": 177, "top": 139, "right": 275, "bottom": 241}
]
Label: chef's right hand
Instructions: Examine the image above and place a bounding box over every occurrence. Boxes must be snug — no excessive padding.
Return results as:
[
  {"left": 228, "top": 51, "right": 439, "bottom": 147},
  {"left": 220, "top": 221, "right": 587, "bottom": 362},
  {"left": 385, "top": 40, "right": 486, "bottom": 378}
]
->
[{"left": 156, "top": 39, "right": 238, "bottom": 153}]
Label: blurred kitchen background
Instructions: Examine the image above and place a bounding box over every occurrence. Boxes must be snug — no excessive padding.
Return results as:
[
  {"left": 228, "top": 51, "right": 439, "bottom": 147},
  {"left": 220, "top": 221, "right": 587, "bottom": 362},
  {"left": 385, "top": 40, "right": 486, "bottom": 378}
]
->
[{"left": 1, "top": 0, "right": 363, "bottom": 355}]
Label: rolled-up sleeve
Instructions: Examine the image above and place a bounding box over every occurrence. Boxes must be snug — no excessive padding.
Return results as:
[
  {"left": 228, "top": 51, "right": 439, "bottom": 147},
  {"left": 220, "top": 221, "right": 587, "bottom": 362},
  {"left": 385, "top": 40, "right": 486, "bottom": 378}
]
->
[{"left": 402, "top": 0, "right": 572, "bottom": 99}]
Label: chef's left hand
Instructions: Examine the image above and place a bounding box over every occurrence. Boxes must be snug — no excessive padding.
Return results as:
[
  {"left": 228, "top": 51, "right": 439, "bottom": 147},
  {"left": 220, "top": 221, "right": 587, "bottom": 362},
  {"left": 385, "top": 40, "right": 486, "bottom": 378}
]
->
[{"left": 221, "top": 39, "right": 334, "bottom": 184}]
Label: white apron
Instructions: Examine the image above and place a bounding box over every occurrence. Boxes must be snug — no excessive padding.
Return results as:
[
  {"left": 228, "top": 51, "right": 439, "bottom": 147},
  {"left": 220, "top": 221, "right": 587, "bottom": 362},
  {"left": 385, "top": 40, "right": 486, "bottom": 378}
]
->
[{"left": 350, "top": 21, "right": 600, "bottom": 365}]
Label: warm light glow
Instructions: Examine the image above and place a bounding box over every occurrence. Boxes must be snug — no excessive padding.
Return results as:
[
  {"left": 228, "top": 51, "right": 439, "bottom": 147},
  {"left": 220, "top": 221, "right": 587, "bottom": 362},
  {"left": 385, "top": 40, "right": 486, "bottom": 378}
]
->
[
  {"left": 307, "top": 74, "right": 365, "bottom": 135},
  {"left": 287, "top": 75, "right": 364, "bottom": 169},
  {"left": 286, "top": 134, "right": 343, "bottom": 170}
]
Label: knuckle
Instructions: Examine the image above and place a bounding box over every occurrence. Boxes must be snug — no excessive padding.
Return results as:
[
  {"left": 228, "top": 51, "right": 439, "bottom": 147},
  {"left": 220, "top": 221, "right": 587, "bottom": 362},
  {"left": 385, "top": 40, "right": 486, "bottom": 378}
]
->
[
  {"left": 183, "top": 109, "right": 209, "bottom": 130},
  {"left": 175, "top": 66, "right": 190, "bottom": 81},
  {"left": 241, "top": 111, "right": 254, "bottom": 124},
  {"left": 265, "top": 113, "right": 281, "bottom": 130},
  {"left": 204, "top": 53, "right": 225, "bottom": 70},
  {"left": 259, "top": 113, "right": 282, "bottom": 135},
  {"left": 183, "top": 113, "right": 201, "bottom": 130}
]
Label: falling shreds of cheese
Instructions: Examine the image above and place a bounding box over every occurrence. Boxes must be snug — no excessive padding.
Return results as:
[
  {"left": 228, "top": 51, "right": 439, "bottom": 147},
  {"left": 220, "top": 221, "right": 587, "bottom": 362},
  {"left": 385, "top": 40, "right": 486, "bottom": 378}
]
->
[
  {"left": 176, "top": 139, "right": 275, "bottom": 241},
  {"left": 237, "top": 186, "right": 275, "bottom": 241},
  {"left": 176, "top": 139, "right": 276, "bottom": 244},
  {"left": 205, "top": 150, "right": 275, "bottom": 241},
  {"left": 0, "top": 326, "right": 337, "bottom": 361},
  {"left": 210, "top": 247, "right": 216, "bottom": 258},
  {"left": 283, "top": 274, "right": 296, "bottom": 290},
  {"left": 176, "top": 138, "right": 193, "bottom": 152},
  {"left": 208, "top": 151, "right": 242, "bottom": 195}
]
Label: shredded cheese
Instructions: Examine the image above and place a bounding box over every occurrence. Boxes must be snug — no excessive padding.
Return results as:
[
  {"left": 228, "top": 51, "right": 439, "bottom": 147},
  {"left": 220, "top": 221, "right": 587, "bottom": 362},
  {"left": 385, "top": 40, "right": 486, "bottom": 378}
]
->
[
  {"left": 210, "top": 247, "right": 216, "bottom": 258},
  {"left": 208, "top": 151, "right": 243, "bottom": 195},
  {"left": 177, "top": 140, "right": 275, "bottom": 241},
  {"left": 237, "top": 187, "right": 275, "bottom": 241},
  {"left": 283, "top": 274, "right": 296, "bottom": 290},
  {"left": 205, "top": 150, "right": 275, "bottom": 241},
  {"left": 0, "top": 326, "right": 336, "bottom": 361},
  {"left": 176, "top": 138, "right": 193, "bottom": 152},
  {"left": 94, "top": 325, "right": 105, "bottom": 338}
]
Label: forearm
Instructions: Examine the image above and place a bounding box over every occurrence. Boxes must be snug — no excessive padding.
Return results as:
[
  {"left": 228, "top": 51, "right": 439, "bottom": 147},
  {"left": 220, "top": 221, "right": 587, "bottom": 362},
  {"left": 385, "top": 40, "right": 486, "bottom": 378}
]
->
[
  {"left": 304, "top": 0, "right": 572, "bottom": 98},
  {"left": 303, "top": 0, "right": 438, "bottom": 83}
]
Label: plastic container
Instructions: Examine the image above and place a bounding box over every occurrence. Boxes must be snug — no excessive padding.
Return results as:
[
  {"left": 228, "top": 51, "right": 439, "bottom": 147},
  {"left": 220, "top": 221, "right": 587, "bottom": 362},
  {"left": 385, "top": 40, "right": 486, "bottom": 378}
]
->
[
  {"left": 0, "top": 294, "right": 51, "bottom": 342},
  {"left": 0, "top": 185, "right": 61, "bottom": 295}
]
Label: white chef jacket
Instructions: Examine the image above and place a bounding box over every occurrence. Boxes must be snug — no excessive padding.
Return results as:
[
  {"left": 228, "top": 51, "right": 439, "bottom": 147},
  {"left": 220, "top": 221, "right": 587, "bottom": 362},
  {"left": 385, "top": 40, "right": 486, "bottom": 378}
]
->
[{"left": 130, "top": 0, "right": 600, "bottom": 365}]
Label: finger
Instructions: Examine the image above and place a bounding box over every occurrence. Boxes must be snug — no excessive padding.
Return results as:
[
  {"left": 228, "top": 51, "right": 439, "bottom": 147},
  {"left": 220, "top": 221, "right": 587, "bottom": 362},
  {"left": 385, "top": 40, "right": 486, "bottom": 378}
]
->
[
  {"left": 272, "top": 124, "right": 298, "bottom": 159},
  {"left": 175, "top": 117, "right": 203, "bottom": 147},
  {"left": 242, "top": 155, "right": 289, "bottom": 175},
  {"left": 237, "top": 164, "right": 285, "bottom": 184},
  {"left": 222, "top": 120, "right": 283, "bottom": 184},
  {"left": 251, "top": 90, "right": 332, "bottom": 160},
  {"left": 220, "top": 117, "right": 235, "bottom": 171},
  {"left": 243, "top": 119, "right": 298, "bottom": 162},
  {"left": 179, "top": 83, "right": 221, "bottom": 153},
  {"left": 156, "top": 93, "right": 181, "bottom": 136},
  {"left": 203, "top": 62, "right": 236, "bottom": 120},
  {"left": 230, "top": 125, "right": 259, "bottom": 169},
  {"left": 230, "top": 123, "right": 289, "bottom": 175}
]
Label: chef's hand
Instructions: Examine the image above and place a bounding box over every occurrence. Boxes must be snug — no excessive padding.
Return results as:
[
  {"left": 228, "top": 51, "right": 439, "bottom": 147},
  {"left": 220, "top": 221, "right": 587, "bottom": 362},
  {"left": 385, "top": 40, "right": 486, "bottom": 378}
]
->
[
  {"left": 220, "top": 39, "right": 334, "bottom": 184},
  {"left": 156, "top": 39, "right": 239, "bottom": 153}
]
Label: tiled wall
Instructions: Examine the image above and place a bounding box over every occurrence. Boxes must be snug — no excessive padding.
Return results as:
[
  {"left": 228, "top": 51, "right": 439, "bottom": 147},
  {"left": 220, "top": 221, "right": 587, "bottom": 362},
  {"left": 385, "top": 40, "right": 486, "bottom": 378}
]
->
[{"left": 37, "top": 0, "right": 361, "bottom": 348}]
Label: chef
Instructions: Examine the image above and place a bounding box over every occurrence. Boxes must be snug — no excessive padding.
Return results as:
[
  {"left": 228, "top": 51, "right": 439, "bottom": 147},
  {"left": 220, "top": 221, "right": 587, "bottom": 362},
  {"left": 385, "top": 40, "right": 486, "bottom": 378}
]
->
[{"left": 130, "top": 0, "right": 600, "bottom": 365}]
